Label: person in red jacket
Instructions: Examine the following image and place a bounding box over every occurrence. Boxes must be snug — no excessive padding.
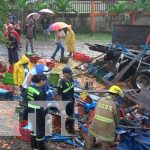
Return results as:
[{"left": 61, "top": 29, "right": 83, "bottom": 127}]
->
[
  {"left": 4, "top": 24, "right": 20, "bottom": 65},
  {"left": 4, "top": 24, "right": 20, "bottom": 44}
]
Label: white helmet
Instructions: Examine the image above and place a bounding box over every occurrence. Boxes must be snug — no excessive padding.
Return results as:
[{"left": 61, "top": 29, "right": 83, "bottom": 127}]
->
[{"left": 43, "top": 66, "right": 51, "bottom": 75}]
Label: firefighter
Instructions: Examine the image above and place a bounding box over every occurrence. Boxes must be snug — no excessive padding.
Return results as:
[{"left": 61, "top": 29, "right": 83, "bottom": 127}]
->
[
  {"left": 84, "top": 85, "right": 124, "bottom": 150},
  {"left": 58, "top": 67, "right": 75, "bottom": 134},
  {"left": 24, "top": 73, "right": 48, "bottom": 150}
]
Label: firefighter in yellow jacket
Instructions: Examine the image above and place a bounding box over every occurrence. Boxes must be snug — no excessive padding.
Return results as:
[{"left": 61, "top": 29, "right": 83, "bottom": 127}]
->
[
  {"left": 65, "top": 25, "right": 76, "bottom": 57},
  {"left": 84, "top": 85, "right": 124, "bottom": 150},
  {"left": 14, "top": 55, "right": 32, "bottom": 87}
]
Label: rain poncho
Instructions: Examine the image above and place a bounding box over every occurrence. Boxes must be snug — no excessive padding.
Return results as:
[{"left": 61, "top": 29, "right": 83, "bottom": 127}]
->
[
  {"left": 14, "top": 55, "right": 32, "bottom": 86},
  {"left": 66, "top": 26, "right": 76, "bottom": 53}
]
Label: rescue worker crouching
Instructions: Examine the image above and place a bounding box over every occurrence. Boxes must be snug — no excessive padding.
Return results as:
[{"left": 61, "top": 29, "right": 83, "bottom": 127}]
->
[
  {"left": 84, "top": 85, "right": 124, "bottom": 150},
  {"left": 58, "top": 67, "right": 75, "bottom": 134},
  {"left": 24, "top": 73, "right": 48, "bottom": 150}
]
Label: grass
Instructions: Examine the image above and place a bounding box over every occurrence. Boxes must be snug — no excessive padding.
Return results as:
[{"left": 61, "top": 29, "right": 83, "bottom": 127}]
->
[
  {"left": 76, "top": 33, "right": 112, "bottom": 43},
  {"left": 35, "top": 32, "right": 112, "bottom": 43}
]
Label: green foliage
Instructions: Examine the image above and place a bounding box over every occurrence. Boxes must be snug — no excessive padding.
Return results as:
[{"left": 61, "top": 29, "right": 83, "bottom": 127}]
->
[
  {"left": 36, "top": 2, "right": 48, "bottom": 10},
  {"left": 15, "top": 0, "right": 35, "bottom": 22},
  {"left": 52, "top": 0, "right": 72, "bottom": 12},
  {"left": 108, "top": 1, "right": 128, "bottom": 15},
  {"left": 0, "top": 0, "right": 8, "bottom": 44},
  {"left": 108, "top": 0, "right": 150, "bottom": 15}
]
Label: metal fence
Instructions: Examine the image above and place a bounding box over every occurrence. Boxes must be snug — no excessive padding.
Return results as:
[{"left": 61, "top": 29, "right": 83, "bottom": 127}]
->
[
  {"left": 34, "top": 0, "right": 134, "bottom": 14},
  {"left": 50, "top": 1, "right": 110, "bottom": 14}
]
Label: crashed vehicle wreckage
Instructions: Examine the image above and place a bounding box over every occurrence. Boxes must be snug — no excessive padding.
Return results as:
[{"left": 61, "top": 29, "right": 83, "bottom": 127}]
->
[{"left": 85, "top": 25, "right": 150, "bottom": 89}]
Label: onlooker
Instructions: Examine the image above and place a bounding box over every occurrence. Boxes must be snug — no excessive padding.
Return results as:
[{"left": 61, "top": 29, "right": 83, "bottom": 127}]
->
[
  {"left": 25, "top": 19, "right": 34, "bottom": 54},
  {"left": 9, "top": 15, "right": 15, "bottom": 25},
  {"left": 41, "top": 17, "right": 50, "bottom": 39},
  {"left": 66, "top": 25, "right": 76, "bottom": 57},
  {"left": 51, "top": 29, "right": 65, "bottom": 60},
  {"left": 14, "top": 19, "right": 22, "bottom": 36},
  {"left": 5, "top": 25, "right": 19, "bottom": 65},
  {"left": 33, "top": 19, "right": 37, "bottom": 40}
]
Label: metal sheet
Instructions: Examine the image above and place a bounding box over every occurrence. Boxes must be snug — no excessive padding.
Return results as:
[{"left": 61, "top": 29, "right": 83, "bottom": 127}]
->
[
  {"left": 125, "top": 87, "right": 150, "bottom": 110},
  {"left": 112, "top": 24, "right": 150, "bottom": 47}
]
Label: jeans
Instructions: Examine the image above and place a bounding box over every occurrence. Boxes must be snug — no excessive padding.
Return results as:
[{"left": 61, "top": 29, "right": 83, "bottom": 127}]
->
[
  {"left": 26, "top": 38, "right": 34, "bottom": 53},
  {"left": 51, "top": 42, "right": 64, "bottom": 59}
]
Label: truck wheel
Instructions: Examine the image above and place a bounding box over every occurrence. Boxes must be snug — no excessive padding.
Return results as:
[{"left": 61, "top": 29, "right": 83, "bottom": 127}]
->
[{"left": 132, "top": 73, "right": 150, "bottom": 89}]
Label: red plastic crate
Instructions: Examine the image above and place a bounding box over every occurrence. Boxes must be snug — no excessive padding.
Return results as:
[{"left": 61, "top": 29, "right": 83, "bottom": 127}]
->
[
  {"left": 15, "top": 120, "right": 31, "bottom": 143},
  {"left": 8, "top": 65, "right": 14, "bottom": 74},
  {"left": 0, "top": 84, "right": 15, "bottom": 94},
  {"left": 73, "top": 52, "right": 81, "bottom": 61},
  {"left": 73, "top": 52, "right": 92, "bottom": 62},
  {"left": 82, "top": 55, "right": 92, "bottom": 62}
]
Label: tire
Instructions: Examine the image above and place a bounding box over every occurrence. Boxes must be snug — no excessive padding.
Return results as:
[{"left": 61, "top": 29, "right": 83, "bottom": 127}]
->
[{"left": 132, "top": 72, "right": 150, "bottom": 89}]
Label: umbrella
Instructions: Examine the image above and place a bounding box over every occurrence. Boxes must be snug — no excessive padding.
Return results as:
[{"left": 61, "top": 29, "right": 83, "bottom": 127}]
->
[
  {"left": 26, "top": 13, "right": 41, "bottom": 21},
  {"left": 48, "top": 22, "right": 69, "bottom": 31},
  {"left": 39, "top": 9, "right": 54, "bottom": 14}
]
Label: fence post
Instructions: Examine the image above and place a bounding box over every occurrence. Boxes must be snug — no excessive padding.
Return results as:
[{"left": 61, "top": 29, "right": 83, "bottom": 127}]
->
[
  {"left": 91, "top": 0, "right": 95, "bottom": 33},
  {"left": 130, "top": 12, "right": 136, "bottom": 25}
]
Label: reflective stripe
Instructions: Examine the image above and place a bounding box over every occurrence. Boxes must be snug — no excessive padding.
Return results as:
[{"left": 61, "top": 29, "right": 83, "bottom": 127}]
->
[
  {"left": 36, "top": 137, "right": 44, "bottom": 141},
  {"left": 94, "top": 114, "right": 114, "bottom": 123},
  {"left": 63, "top": 82, "right": 74, "bottom": 93},
  {"left": 28, "top": 103, "right": 41, "bottom": 109},
  {"left": 31, "top": 133, "right": 36, "bottom": 136},
  {"left": 27, "top": 96, "right": 34, "bottom": 101},
  {"left": 28, "top": 87, "right": 40, "bottom": 95},
  {"left": 27, "top": 92, "right": 33, "bottom": 97},
  {"left": 89, "top": 129, "right": 114, "bottom": 142},
  {"left": 58, "top": 82, "right": 62, "bottom": 88}
]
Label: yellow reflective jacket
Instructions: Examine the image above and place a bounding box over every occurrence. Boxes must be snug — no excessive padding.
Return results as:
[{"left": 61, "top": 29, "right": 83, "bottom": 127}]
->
[
  {"left": 14, "top": 55, "right": 32, "bottom": 86},
  {"left": 89, "top": 94, "right": 119, "bottom": 142},
  {"left": 66, "top": 29, "right": 76, "bottom": 53}
]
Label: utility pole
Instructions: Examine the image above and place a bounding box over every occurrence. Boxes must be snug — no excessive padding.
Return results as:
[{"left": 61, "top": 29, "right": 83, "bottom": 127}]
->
[{"left": 91, "top": 0, "right": 95, "bottom": 33}]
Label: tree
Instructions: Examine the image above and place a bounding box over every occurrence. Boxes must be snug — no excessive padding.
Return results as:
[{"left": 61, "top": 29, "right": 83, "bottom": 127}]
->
[
  {"left": 54, "top": 0, "right": 72, "bottom": 12},
  {"left": 50, "top": 0, "right": 77, "bottom": 22},
  {"left": 0, "top": 0, "right": 8, "bottom": 44},
  {"left": 15, "top": 0, "right": 28, "bottom": 22},
  {"left": 36, "top": 2, "right": 48, "bottom": 10},
  {"left": 107, "top": 0, "right": 150, "bottom": 15}
]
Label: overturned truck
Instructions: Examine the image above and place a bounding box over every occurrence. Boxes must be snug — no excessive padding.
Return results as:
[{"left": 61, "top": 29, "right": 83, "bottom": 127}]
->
[{"left": 86, "top": 24, "right": 150, "bottom": 89}]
